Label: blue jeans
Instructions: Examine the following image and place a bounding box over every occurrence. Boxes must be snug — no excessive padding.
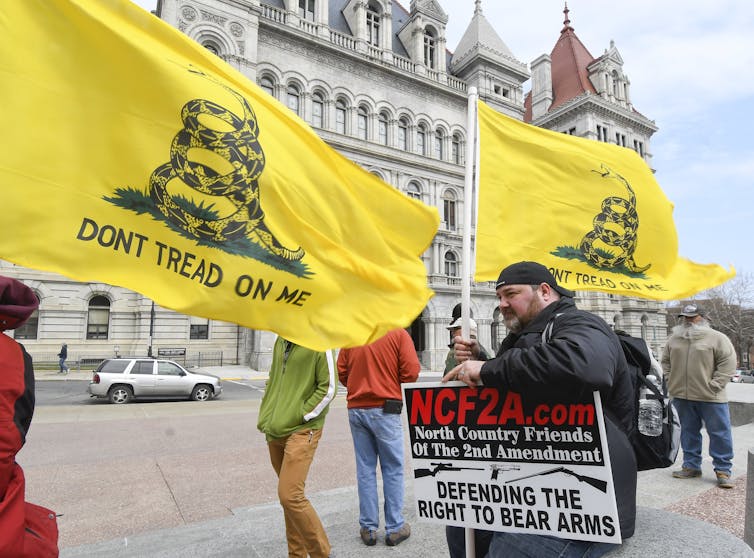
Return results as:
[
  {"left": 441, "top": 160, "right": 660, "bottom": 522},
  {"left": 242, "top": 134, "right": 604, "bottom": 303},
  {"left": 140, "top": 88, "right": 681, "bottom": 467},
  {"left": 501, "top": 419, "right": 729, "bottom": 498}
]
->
[
  {"left": 446, "top": 527, "right": 617, "bottom": 558},
  {"left": 673, "top": 398, "right": 734, "bottom": 474},
  {"left": 59, "top": 358, "right": 68, "bottom": 373},
  {"left": 348, "top": 407, "right": 405, "bottom": 535}
]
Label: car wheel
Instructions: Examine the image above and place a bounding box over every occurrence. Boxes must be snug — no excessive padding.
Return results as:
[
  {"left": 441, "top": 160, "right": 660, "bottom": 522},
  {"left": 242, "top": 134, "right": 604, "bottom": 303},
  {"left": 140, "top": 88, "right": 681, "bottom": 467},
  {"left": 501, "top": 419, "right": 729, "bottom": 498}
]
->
[
  {"left": 109, "top": 385, "right": 133, "bottom": 404},
  {"left": 191, "top": 384, "right": 213, "bottom": 402}
]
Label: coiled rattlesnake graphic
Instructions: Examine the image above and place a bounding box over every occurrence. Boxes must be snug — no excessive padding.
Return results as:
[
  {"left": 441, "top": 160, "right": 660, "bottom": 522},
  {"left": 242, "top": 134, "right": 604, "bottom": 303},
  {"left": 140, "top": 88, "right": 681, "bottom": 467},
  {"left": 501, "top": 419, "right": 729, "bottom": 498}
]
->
[
  {"left": 148, "top": 82, "right": 304, "bottom": 261},
  {"left": 578, "top": 164, "right": 649, "bottom": 273}
]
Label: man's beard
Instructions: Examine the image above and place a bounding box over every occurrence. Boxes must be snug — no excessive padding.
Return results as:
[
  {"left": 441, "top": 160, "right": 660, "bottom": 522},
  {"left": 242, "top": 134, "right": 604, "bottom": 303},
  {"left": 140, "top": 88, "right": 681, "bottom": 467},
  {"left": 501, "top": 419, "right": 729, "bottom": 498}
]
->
[
  {"left": 673, "top": 319, "right": 710, "bottom": 339},
  {"left": 504, "top": 314, "right": 523, "bottom": 334},
  {"left": 503, "top": 297, "right": 543, "bottom": 334}
]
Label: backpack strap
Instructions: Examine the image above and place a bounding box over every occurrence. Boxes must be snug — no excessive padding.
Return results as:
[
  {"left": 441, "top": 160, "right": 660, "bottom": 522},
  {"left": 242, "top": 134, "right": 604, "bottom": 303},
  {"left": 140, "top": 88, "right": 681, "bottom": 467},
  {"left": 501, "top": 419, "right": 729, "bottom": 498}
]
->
[
  {"left": 542, "top": 312, "right": 637, "bottom": 437},
  {"left": 540, "top": 313, "right": 563, "bottom": 344},
  {"left": 638, "top": 372, "right": 664, "bottom": 401}
]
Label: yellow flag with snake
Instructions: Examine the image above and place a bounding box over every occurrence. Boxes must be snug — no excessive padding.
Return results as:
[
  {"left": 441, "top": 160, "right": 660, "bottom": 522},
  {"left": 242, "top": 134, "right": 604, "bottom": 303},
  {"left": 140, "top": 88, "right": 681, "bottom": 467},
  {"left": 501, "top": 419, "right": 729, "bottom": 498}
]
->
[
  {"left": 0, "top": 0, "right": 439, "bottom": 350},
  {"left": 475, "top": 102, "right": 734, "bottom": 300}
]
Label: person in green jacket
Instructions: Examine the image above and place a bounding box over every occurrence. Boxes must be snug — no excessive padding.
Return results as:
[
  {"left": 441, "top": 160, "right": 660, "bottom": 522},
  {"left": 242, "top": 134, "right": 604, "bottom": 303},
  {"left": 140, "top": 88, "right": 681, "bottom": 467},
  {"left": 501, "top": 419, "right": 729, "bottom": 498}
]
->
[{"left": 257, "top": 337, "right": 337, "bottom": 558}]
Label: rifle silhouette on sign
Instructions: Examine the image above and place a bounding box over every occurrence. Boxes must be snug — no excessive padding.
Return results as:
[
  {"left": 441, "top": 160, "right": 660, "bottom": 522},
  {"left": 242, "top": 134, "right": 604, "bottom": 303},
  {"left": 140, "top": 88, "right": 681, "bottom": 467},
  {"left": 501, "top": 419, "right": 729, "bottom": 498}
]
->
[
  {"left": 414, "top": 462, "right": 484, "bottom": 478},
  {"left": 490, "top": 463, "right": 520, "bottom": 480},
  {"left": 505, "top": 466, "right": 607, "bottom": 493}
]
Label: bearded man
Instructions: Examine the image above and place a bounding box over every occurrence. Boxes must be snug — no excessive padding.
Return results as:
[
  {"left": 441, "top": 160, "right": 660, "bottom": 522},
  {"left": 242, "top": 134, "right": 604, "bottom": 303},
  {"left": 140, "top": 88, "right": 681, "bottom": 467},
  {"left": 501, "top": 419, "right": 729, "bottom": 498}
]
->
[
  {"left": 661, "top": 304, "right": 737, "bottom": 488},
  {"left": 442, "top": 261, "right": 636, "bottom": 558}
]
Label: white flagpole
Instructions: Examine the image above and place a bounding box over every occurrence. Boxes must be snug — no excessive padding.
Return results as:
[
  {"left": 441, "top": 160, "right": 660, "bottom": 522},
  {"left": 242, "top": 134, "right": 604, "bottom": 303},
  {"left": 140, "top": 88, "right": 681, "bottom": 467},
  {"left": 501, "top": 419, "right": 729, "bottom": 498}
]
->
[
  {"left": 461, "top": 86, "right": 479, "bottom": 557},
  {"left": 461, "top": 87, "right": 478, "bottom": 342}
]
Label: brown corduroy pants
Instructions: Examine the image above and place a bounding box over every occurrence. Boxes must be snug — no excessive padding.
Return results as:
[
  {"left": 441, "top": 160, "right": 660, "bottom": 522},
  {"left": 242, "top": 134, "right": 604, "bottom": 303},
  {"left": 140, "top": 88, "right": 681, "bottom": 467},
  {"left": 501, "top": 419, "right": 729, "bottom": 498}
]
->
[{"left": 267, "top": 428, "right": 330, "bottom": 558}]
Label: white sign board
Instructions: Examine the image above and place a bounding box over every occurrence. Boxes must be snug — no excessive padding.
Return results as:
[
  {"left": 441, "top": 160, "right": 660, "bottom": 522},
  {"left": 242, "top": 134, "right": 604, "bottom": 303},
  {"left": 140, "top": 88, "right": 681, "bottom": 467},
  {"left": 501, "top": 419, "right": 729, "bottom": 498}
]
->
[{"left": 402, "top": 382, "right": 621, "bottom": 544}]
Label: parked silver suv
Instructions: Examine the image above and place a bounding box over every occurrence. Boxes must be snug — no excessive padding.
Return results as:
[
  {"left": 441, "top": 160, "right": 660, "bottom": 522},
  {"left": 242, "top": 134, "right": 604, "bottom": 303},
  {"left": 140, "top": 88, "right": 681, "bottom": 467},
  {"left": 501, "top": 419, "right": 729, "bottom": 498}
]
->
[{"left": 88, "top": 358, "right": 222, "bottom": 404}]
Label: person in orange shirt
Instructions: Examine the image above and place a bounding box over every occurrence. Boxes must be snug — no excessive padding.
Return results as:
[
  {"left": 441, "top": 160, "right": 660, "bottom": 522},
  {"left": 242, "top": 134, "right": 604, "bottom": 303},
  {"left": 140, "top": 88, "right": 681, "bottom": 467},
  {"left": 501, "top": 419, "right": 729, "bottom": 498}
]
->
[{"left": 337, "top": 328, "right": 420, "bottom": 547}]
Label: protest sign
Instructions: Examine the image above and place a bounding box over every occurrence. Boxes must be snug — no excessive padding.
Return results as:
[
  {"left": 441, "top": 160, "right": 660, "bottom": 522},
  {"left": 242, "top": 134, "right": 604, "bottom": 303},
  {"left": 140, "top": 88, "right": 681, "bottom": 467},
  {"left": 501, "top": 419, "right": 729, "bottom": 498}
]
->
[{"left": 402, "top": 381, "right": 621, "bottom": 544}]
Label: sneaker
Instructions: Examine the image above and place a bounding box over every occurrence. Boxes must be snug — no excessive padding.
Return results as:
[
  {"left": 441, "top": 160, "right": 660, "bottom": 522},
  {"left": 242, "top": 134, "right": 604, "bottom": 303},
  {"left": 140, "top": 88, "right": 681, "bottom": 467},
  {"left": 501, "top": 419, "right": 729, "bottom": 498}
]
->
[
  {"left": 672, "top": 467, "right": 702, "bottom": 479},
  {"left": 385, "top": 523, "right": 410, "bottom": 546},
  {"left": 359, "top": 527, "right": 377, "bottom": 546},
  {"left": 716, "top": 471, "right": 734, "bottom": 489}
]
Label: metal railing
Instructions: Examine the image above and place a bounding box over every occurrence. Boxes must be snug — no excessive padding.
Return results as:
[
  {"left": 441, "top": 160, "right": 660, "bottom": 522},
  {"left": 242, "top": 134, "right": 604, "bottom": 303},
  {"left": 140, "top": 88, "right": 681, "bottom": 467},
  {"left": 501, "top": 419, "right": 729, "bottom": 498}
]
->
[{"left": 29, "top": 351, "right": 231, "bottom": 371}]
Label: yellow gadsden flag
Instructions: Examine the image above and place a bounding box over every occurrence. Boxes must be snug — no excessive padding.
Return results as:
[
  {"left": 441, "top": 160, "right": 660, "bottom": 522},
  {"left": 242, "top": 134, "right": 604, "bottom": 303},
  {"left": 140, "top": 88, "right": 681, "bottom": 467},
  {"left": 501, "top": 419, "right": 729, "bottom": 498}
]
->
[
  {"left": 0, "top": 0, "right": 439, "bottom": 350},
  {"left": 476, "top": 102, "right": 734, "bottom": 299}
]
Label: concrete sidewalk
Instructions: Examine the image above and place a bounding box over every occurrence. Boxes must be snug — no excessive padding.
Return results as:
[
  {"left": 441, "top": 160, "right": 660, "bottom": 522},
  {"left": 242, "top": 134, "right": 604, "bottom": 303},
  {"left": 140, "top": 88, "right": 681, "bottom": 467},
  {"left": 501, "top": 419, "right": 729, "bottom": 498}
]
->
[
  {"left": 58, "top": 462, "right": 754, "bottom": 557},
  {"left": 53, "top": 378, "right": 754, "bottom": 557},
  {"left": 57, "top": 467, "right": 754, "bottom": 558}
]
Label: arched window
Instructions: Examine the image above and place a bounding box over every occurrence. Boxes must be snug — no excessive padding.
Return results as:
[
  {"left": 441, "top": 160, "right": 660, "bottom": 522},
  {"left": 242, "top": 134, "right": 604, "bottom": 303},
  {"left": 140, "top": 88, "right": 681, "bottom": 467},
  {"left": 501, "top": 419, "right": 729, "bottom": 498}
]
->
[
  {"left": 613, "top": 314, "right": 622, "bottom": 332},
  {"left": 312, "top": 92, "right": 324, "bottom": 128},
  {"left": 259, "top": 76, "right": 275, "bottom": 97},
  {"left": 641, "top": 315, "right": 649, "bottom": 340},
  {"left": 451, "top": 133, "right": 461, "bottom": 164},
  {"left": 444, "top": 251, "right": 458, "bottom": 277},
  {"left": 416, "top": 123, "right": 427, "bottom": 156},
  {"left": 366, "top": 1, "right": 380, "bottom": 46},
  {"left": 286, "top": 84, "right": 301, "bottom": 115},
  {"left": 335, "top": 99, "right": 347, "bottom": 134},
  {"left": 409, "top": 313, "right": 426, "bottom": 354},
  {"left": 299, "top": 0, "right": 315, "bottom": 21},
  {"left": 434, "top": 129, "right": 444, "bottom": 160},
  {"left": 424, "top": 29, "right": 436, "bottom": 69},
  {"left": 378, "top": 111, "right": 389, "bottom": 145},
  {"left": 87, "top": 295, "right": 110, "bottom": 340},
  {"left": 443, "top": 190, "right": 456, "bottom": 230},
  {"left": 397, "top": 117, "right": 408, "bottom": 151},
  {"left": 190, "top": 316, "right": 209, "bottom": 340},
  {"left": 357, "top": 105, "right": 369, "bottom": 140},
  {"left": 14, "top": 292, "right": 40, "bottom": 339},
  {"left": 202, "top": 41, "right": 221, "bottom": 56},
  {"left": 406, "top": 181, "right": 421, "bottom": 200},
  {"left": 612, "top": 71, "right": 620, "bottom": 98}
]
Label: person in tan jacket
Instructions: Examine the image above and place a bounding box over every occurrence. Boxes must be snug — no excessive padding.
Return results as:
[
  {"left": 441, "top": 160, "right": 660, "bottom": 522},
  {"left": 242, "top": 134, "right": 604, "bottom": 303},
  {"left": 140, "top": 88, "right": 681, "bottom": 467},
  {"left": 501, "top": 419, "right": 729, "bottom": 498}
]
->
[{"left": 661, "top": 304, "right": 736, "bottom": 488}]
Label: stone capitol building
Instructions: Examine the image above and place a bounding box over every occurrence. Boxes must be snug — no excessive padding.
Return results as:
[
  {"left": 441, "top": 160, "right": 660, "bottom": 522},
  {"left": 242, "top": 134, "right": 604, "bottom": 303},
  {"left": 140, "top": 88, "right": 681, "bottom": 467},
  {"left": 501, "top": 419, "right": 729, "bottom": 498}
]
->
[{"left": 1, "top": 0, "right": 667, "bottom": 371}]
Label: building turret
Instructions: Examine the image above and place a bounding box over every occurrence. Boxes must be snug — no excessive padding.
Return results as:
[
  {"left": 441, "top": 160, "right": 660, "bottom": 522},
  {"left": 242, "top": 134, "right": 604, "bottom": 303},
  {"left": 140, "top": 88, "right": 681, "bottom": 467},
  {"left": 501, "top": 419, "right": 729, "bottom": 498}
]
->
[{"left": 450, "top": 0, "right": 528, "bottom": 117}]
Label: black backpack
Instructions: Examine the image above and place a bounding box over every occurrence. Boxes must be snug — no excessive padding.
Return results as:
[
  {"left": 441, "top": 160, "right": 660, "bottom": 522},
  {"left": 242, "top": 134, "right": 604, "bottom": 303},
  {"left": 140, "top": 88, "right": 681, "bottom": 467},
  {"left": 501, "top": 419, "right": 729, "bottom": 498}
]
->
[
  {"left": 614, "top": 332, "right": 681, "bottom": 471},
  {"left": 542, "top": 317, "right": 680, "bottom": 471}
]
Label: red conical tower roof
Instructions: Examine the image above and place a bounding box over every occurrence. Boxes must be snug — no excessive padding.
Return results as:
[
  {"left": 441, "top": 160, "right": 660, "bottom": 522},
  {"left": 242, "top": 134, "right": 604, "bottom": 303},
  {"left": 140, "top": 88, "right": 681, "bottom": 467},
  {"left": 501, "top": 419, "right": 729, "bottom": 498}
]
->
[{"left": 549, "top": 3, "right": 597, "bottom": 111}]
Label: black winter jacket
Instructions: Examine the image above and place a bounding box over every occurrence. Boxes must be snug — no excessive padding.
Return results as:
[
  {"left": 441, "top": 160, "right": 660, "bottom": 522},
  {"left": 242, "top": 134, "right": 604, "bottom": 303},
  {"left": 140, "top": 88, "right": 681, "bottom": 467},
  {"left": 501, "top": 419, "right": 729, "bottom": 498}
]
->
[{"left": 480, "top": 297, "right": 636, "bottom": 539}]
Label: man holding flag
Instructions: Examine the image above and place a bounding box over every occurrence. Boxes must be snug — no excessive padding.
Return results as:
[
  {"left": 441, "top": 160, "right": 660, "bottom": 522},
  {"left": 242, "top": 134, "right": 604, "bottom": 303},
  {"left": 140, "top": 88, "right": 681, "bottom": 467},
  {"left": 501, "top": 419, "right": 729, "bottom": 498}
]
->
[{"left": 443, "top": 261, "right": 636, "bottom": 558}]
